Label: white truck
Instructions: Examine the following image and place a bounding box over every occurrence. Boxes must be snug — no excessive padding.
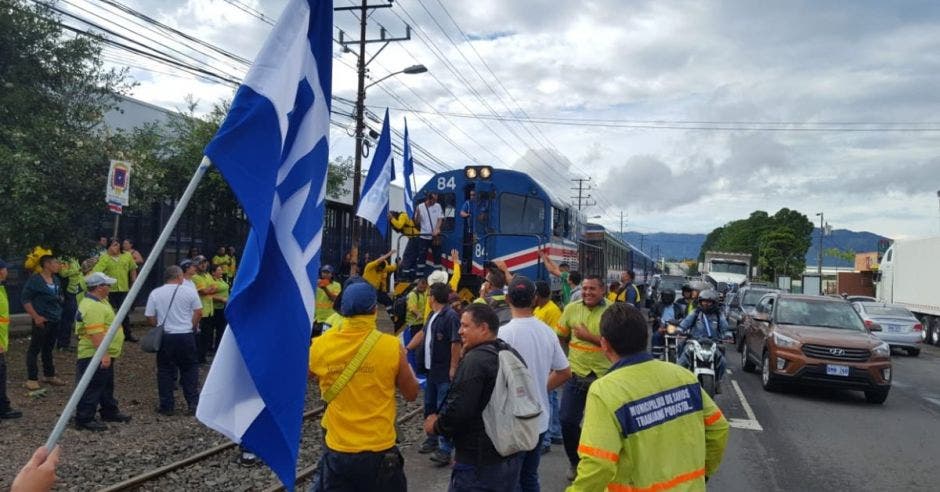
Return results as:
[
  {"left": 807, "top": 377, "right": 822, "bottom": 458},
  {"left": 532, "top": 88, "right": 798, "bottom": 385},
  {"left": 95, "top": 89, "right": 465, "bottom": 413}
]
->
[
  {"left": 876, "top": 236, "right": 940, "bottom": 344},
  {"left": 701, "top": 251, "right": 751, "bottom": 286}
]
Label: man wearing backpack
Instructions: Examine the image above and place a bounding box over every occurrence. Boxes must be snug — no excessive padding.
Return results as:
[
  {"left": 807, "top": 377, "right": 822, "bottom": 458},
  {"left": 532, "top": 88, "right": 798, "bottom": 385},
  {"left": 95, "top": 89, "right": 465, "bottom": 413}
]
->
[
  {"left": 405, "top": 282, "right": 461, "bottom": 467},
  {"left": 569, "top": 303, "right": 729, "bottom": 492},
  {"left": 498, "top": 276, "right": 571, "bottom": 492},
  {"left": 424, "top": 303, "right": 525, "bottom": 491}
]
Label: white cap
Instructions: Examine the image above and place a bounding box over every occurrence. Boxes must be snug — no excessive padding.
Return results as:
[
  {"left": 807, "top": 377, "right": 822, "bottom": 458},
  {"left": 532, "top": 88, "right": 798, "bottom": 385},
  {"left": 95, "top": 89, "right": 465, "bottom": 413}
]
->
[{"left": 85, "top": 272, "right": 117, "bottom": 287}]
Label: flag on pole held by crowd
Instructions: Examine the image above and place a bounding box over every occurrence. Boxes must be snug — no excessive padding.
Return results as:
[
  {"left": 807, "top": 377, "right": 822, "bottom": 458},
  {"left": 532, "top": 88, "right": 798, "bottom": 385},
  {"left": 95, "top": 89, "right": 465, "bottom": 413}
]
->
[
  {"left": 402, "top": 117, "right": 416, "bottom": 218},
  {"left": 194, "top": 0, "right": 332, "bottom": 489},
  {"left": 356, "top": 108, "right": 395, "bottom": 237}
]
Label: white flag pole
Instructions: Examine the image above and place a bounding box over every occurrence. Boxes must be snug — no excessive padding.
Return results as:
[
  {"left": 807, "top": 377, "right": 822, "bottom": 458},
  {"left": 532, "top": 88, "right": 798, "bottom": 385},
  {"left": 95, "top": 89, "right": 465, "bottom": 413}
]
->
[{"left": 44, "top": 156, "right": 213, "bottom": 451}]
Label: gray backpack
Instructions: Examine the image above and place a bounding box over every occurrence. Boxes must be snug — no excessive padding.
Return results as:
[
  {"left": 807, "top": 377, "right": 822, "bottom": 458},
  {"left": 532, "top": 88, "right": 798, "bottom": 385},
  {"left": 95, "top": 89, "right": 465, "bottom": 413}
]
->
[{"left": 481, "top": 344, "right": 543, "bottom": 456}]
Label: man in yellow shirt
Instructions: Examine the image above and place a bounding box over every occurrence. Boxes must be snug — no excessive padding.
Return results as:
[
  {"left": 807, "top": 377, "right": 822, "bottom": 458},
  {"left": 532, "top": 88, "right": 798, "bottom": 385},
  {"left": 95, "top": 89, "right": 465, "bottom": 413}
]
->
[
  {"left": 93, "top": 239, "right": 138, "bottom": 342},
  {"left": 308, "top": 282, "right": 419, "bottom": 491},
  {"left": 534, "top": 280, "right": 563, "bottom": 451},
  {"left": 556, "top": 275, "right": 610, "bottom": 481},
  {"left": 0, "top": 259, "right": 23, "bottom": 419},
  {"left": 313, "top": 265, "right": 341, "bottom": 337},
  {"left": 74, "top": 272, "right": 130, "bottom": 431},
  {"left": 362, "top": 249, "right": 398, "bottom": 306},
  {"left": 191, "top": 256, "right": 217, "bottom": 363}
]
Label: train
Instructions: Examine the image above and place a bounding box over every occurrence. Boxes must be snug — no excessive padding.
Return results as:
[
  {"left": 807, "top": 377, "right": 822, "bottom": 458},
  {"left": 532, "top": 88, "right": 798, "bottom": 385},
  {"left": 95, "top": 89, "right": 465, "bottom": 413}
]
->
[{"left": 410, "top": 165, "right": 657, "bottom": 299}]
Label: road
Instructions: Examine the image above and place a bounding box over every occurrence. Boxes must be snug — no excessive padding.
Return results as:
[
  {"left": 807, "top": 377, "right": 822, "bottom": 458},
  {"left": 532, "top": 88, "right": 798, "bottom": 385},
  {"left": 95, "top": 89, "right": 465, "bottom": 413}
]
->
[{"left": 406, "top": 342, "right": 940, "bottom": 491}]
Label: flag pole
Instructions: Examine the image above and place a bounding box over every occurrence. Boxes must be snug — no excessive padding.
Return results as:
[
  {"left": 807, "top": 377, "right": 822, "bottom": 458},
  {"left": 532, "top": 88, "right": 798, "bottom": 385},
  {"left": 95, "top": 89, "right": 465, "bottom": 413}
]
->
[{"left": 44, "top": 156, "right": 213, "bottom": 451}]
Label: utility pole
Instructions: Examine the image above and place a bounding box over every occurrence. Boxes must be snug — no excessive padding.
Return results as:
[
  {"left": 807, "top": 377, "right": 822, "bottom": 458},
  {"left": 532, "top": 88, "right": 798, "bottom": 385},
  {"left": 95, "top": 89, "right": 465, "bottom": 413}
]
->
[
  {"left": 816, "top": 212, "right": 825, "bottom": 294},
  {"left": 570, "top": 177, "right": 595, "bottom": 211},
  {"left": 336, "top": 1, "right": 413, "bottom": 245},
  {"left": 936, "top": 190, "right": 940, "bottom": 233},
  {"left": 639, "top": 234, "right": 645, "bottom": 254},
  {"left": 619, "top": 210, "right": 625, "bottom": 238}
]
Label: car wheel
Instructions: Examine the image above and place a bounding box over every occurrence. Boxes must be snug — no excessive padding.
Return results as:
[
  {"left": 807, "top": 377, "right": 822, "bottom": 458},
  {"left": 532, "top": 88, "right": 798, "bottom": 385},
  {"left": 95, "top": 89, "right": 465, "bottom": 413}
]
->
[
  {"left": 932, "top": 323, "right": 940, "bottom": 346},
  {"left": 865, "top": 388, "right": 889, "bottom": 404},
  {"left": 737, "top": 331, "right": 745, "bottom": 353},
  {"left": 761, "top": 351, "right": 778, "bottom": 392},
  {"left": 699, "top": 374, "right": 716, "bottom": 398},
  {"left": 741, "top": 344, "right": 757, "bottom": 372},
  {"left": 907, "top": 348, "right": 921, "bottom": 357}
]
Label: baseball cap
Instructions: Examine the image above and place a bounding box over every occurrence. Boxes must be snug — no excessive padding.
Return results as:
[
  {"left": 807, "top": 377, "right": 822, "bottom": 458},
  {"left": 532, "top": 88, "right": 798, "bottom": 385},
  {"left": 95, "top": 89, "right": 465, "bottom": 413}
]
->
[
  {"left": 0, "top": 259, "right": 7, "bottom": 269},
  {"left": 320, "top": 264, "right": 334, "bottom": 273},
  {"left": 427, "top": 269, "right": 449, "bottom": 286},
  {"left": 193, "top": 255, "right": 207, "bottom": 263},
  {"left": 341, "top": 282, "right": 377, "bottom": 316},
  {"left": 179, "top": 259, "right": 194, "bottom": 270},
  {"left": 86, "top": 272, "right": 117, "bottom": 287},
  {"left": 507, "top": 276, "right": 536, "bottom": 308}
]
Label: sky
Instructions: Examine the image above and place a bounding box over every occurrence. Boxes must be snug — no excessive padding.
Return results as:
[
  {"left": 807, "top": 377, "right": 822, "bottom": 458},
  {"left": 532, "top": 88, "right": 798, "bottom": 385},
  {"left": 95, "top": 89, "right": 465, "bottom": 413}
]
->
[{"left": 66, "top": 0, "right": 940, "bottom": 239}]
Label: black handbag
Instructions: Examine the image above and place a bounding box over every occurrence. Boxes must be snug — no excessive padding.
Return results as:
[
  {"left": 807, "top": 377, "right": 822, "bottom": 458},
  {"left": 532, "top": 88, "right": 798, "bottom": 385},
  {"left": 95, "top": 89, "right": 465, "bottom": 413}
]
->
[{"left": 140, "top": 285, "right": 181, "bottom": 353}]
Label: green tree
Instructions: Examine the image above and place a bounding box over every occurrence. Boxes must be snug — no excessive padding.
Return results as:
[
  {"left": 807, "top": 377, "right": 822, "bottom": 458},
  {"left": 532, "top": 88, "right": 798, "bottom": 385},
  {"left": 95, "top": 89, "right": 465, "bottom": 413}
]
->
[
  {"left": 0, "top": 0, "right": 132, "bottom": 257},
  {"left": 327, "top": 155, "right": 354, "bottom": 200}
]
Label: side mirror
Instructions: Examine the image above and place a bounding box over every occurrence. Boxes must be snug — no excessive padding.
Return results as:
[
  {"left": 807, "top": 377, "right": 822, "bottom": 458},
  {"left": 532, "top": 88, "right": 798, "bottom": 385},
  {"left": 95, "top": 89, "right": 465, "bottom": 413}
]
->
[
  {"left": 868, "top": 323, "right": 882, "bottom": 332},
  {"left": 753, "top": 312, "right": 770, "bottom": 323}
]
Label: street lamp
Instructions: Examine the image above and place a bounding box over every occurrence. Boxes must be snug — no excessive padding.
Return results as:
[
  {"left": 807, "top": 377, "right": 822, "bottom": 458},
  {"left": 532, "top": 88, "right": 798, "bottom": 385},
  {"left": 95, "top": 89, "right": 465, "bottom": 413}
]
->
[{"left": 352, "top": 63, "right": 427, "bottom": 244}]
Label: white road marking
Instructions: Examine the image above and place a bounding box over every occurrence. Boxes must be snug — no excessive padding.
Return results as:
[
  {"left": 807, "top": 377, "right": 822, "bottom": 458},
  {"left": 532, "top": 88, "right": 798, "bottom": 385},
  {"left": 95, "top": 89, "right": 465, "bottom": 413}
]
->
[
  {"left": 726, "top": 369, "right": 733, "bottom": 375},
  {"left": 729, "top": 380, "right": 763, "bottom": 431},
  {"left": 924, "top": 396, "right": 940, "bottom": 408}
]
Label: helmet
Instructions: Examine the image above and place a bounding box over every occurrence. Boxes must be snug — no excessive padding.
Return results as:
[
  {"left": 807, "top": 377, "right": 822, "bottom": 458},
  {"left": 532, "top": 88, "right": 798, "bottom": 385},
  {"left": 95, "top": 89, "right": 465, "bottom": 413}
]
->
[
  {"left": 681, "top": 283, "right": 693, "bottom": 293},
  {"left": 660, "top": 290, "right": 676, "bottom": 304},
  {"left": 690, "top": 280, "right": 710, "bottom": 292},
  {"left": 698, "top": 290, "right": 720, "bottom": 314}
]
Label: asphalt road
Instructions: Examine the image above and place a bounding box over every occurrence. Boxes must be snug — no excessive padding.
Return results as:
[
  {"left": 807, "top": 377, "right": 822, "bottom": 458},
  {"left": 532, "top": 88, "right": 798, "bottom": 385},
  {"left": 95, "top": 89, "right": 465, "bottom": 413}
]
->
[{"left": 406, "top": 342, "right": 940, "bottom": 491}]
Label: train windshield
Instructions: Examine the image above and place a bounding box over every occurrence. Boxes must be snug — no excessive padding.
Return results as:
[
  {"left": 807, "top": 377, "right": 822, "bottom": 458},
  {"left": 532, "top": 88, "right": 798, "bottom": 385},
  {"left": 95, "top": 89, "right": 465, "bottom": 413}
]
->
[{"left": 499, "top": 193, "right": 544, "bottom": 235}]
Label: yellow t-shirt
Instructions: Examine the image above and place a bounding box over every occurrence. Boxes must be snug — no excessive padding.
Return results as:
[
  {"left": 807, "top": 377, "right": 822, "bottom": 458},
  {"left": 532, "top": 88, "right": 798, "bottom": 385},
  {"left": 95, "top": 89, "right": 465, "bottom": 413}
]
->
[
  {"left": 362, "top": 259, "right": 397, "bottom": 293},
  {"left": 315, "top": 281, "right": 341, "bottom": 323},
  {"left": 76, "top": 294, "right": 125, "bottom": 359},
  {"left": 193, "top": 273, "right": 215, "bottom": 318},
  {"left": 213, "top": 278, "right": 230, "bottom": 310},
  {"left": 558, "top": 299, "right": 611, "bottom": 378},
  {"left": 92, "top": 253, "right": 137, "bottom": 293},
  {"left": 309, "top": 315, "right": 401, "bottom": 453},
  {"left": 0, "top": 286, "right": 9, "bottom": 352},
  {"left": 534, "top": 300, "right": 563, "bottom": 333}
]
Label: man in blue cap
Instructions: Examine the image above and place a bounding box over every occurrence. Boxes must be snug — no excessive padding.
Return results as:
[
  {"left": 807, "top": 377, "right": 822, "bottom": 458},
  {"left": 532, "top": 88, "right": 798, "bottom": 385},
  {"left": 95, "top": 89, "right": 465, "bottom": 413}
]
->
[{"left": 309, "top": 282, "right": 419, "bottom": 492}]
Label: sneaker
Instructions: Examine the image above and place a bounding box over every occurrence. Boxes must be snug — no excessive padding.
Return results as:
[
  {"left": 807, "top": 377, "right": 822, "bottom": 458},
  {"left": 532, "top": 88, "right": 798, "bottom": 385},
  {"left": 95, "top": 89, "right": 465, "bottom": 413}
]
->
[
  {"left": 567, "top": 465, "right": 577, "bottom": 481},
  {"left": 23, "top": 380, "right": 41, "bottom": 391},
  {"left": 101, "top": 412, "right": 132, "bottom": 423},
  {"left": 417, "top": 440, "right": 438, "bottom": 454},
  {"left": 238, "top": 452, "right": 259, "bottom": 467},
  {"left": 75, "top": 420, "right": 108, "bottom": 432},
  {"left": 125, "top": 335, "right": 139, "bottom": 343},
  {"left": 43, "top": 376, "right": 66, "bottom": 387},
  {"left": 0, "top": 408, "right": 23, "bottom": 419},
  {"left": 429, "top": 450, "right": 451, "bottom": 467}
]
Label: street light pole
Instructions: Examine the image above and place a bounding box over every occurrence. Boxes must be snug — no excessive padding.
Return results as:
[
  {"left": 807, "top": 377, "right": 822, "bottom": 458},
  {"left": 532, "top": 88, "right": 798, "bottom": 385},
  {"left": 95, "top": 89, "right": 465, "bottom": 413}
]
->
[
  {"left": 936, "top": 190, "right": 940, "bottom": 233},
  {"left": 816, "top": 212, "right": 824, "bottom": 294}
]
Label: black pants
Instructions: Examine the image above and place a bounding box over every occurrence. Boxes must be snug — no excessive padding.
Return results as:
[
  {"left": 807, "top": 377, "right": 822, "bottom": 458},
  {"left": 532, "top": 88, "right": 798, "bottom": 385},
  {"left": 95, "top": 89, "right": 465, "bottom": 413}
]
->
[
  {"left": 417, "top": 237, "right": 442, "bottom": 278},
  {"left": 0, "top": 352, "right": 10, "bottom": 412},
  {"left": 75, "top": 357, "right": 119, "bottom": 423},
  {"left": 109, "top": 291, "right": 134, "bottom": 339},
  {"left": 26, "top": 321, "right": 57, "bottom": 380},
  {"left": 197, "top": 316, "right": 215, "bottom": 362},
  {"left": 559, "top": 374, "right": 595, "bottom": 467},
  {"left": 311, "top": 446, "right": 406, "bottom": 492},
  {"left": 57, "top": 293, "right": 78, "bottom": 349},
  {"left": 157, "top": 333, "right": 200, "bottom": 412},
  {"left": 213, "top": 308, "right": 227, "bottom": 351}
]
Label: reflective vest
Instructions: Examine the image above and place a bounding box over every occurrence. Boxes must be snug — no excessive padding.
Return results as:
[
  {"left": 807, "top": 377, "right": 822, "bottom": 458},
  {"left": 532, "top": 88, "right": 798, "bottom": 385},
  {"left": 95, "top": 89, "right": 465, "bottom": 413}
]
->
[{"left": 569, "top": 353, "right": 729, "bottom": 492}]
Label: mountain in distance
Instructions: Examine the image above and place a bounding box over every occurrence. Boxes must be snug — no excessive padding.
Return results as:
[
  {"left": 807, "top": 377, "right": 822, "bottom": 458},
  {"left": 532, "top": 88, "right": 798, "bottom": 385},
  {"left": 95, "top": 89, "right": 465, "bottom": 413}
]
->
[{"left": 618, "top": 228, "right": 889, "bottom": 268}]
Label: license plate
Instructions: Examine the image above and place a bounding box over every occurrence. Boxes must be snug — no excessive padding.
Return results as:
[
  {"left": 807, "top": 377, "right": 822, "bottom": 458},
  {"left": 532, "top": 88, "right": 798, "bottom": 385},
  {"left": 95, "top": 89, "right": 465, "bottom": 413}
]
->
[
  {"left": 886, "top": 324, "right": 902, "bottom": 333},
  {"left": 826, "top": 364, "right": 850, "bottom": 377}
]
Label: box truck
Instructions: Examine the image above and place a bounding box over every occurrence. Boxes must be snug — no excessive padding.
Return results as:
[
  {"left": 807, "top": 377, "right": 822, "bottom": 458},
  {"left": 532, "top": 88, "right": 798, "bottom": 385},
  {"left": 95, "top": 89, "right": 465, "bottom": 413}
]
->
[{"left": 876, "top": 237, "right": 940, "bottom": 344}]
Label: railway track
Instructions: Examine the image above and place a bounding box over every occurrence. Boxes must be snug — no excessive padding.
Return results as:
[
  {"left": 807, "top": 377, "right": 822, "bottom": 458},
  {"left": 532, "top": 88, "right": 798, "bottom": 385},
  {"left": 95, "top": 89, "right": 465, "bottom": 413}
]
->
[{"left": 99, "top": 405, "right": 425, "bottom": 491}]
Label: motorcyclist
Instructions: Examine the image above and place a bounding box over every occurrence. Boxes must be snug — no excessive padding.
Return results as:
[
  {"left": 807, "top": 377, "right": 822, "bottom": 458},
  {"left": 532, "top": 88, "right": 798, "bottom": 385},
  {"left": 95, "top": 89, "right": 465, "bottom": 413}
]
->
[
  {"left": 671, "top": 283, "right": 694, "bottom": 321},
  {"left": 650, "top": 289, "right": 677, "bottom": 350},
  {"left": 677, "top": 289, "right": 730, "bottom": 389}
]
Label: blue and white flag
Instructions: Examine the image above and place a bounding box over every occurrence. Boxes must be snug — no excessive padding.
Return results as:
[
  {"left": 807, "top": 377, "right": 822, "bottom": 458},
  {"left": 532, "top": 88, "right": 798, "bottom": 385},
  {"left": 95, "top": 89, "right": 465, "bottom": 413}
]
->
[
  {"left": 195, "top": 0, "right": 331, "bottom": 489},
  {"left": 402, "top": 117, "right": 415, "bottom": 218},
  {"left": 355, "top": 108, "right": 394, "bottom": 237}
]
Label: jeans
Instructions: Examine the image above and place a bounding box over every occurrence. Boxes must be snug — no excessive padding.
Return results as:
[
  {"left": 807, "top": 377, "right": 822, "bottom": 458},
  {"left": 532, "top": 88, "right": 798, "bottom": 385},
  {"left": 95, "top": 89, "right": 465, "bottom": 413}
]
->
[
  {"left": 0, "top": 353, "right": 10, "bottom": 412},
  {"left": 517, "top": 432, "right": 546, "bottom": 492},
  {"left": 424, "top": 381, "right": 453, "bottom": 454},
  {"left": 559, "top": 375, "right": 594, "bottom": 467},
  {"left": 449, "top": 456, "right": 523, "bottom": 492},
  {"left": 75, "top": 357, "right": 119, "bottom": 423},
  {"left": 402, "top": 325, "right": 422, "bottom": 372},
  {"left": 542, "top": 390, "right": 562, "bottom": 447},
  {"left": 157, "top": 333, "right": 200, "bottom": 411},
  {"left": 310, "top": 446, "right": 406, "bottom": 492},
  {"left": 57, "top": 293, "right": 78, "bottom": 349},
  {"left": 26, "top": 321, "right": 57, "bottom": 380},
  {"left": 108, "top": 291, "right": 133, "bottom": 339}
]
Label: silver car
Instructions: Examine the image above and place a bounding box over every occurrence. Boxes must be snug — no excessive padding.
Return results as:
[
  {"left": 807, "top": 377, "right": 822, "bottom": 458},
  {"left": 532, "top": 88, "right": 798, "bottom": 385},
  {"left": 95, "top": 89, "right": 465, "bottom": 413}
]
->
[{"left": 852, "top": 302, "right": 924, "bottom": 356}]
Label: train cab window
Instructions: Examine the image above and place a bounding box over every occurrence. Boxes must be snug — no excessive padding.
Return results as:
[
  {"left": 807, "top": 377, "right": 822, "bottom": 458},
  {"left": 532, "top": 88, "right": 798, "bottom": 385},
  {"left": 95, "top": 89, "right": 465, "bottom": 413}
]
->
[
  {"left": 439, "top": 193, "right": 456, "bottom": 232},
  {"left": 499, "top": 193, "right": 544, "bottom": 235},
  {"left": 552, "top": 207, "right": 568, "bottom": 237}
]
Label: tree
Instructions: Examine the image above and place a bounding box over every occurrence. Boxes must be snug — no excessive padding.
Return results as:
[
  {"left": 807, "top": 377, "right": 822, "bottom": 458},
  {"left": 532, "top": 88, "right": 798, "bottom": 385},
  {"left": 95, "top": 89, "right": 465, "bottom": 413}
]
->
[
  {"left": 327, "top": 155, "right": 354, "bottom": 200},
  {"left": 0, "top": 0, "right": 132, "bottom": 257}
]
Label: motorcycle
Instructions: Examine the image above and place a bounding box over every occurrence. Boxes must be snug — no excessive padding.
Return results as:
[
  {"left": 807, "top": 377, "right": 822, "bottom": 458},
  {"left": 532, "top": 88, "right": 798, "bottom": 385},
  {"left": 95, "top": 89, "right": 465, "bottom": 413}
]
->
[
  {"left": 653, "top": 323, "right": 682, "bottom": 363},
  {"left": 681, "top": 338, "right": 720, "bottom": 397}
]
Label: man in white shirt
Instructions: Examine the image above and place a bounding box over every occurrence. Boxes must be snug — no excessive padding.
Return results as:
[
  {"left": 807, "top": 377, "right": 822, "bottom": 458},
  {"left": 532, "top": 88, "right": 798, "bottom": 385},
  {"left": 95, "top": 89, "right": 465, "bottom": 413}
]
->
[
  {"left": 497, "top": 275, "right": 572, "bottom": 492},
  {"left": 145, "top": 266, "right": 203, "bottom": 416},
  {"left": 402, "top": 193, "right": 444, "bottom": 279}
]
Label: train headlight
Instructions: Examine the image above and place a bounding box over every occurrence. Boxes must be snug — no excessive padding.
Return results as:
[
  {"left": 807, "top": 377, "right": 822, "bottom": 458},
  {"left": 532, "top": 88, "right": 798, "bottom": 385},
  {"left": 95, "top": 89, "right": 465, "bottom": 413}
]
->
[
  {"left": 479, "top": 166, "right": 492, "bottom": 179},
  {"left": 465, "top": 167, "right": 478, "bottom": 179}
]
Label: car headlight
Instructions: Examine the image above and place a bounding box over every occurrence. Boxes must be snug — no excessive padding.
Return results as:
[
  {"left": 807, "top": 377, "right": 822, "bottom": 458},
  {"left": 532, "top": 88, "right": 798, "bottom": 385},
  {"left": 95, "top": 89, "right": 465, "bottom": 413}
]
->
[
  {"left": 772, "top": 332, "right": 801, "bottom": 349},
  {"left": 872, "top": 342, "right": 890, "bottom": 358}
]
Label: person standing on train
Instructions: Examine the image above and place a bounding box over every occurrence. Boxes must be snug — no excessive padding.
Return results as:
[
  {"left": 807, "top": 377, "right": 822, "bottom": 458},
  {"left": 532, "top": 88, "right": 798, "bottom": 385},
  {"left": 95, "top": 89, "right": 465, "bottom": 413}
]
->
[{"left": 402, "top": 193, "right": 443, "bottom": 280}]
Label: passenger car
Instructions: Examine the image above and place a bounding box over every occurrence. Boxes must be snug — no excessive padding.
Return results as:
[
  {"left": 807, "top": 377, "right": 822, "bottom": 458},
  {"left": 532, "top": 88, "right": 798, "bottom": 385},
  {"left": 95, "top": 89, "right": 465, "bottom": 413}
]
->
[
  {"left": 728, "top": 286, "right": 781, "bottom": 351},
  {"left": 852, "top": 302, "right": 922, "bottom": 356},
  {"left": 741, "top": 293, "right": 892, "bottom": 404}
]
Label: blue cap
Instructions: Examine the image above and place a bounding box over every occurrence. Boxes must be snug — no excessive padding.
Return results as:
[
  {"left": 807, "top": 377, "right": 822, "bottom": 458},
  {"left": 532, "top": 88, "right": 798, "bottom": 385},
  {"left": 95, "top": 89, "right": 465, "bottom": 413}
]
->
[
  {"left": 320, "top": 264, "right": 334, "bottom": 273},
  {"left": 341, "top": 282, "right": 377, "bottom": 316},
  {"left": 0, "top": 259, "right": 7, "bottom": 269}
]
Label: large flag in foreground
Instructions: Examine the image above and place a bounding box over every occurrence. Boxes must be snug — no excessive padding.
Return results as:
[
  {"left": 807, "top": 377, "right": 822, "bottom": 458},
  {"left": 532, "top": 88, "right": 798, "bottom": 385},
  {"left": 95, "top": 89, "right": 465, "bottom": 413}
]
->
[
  {"left": 356, "top": 108, "right": 394, "bottom": 237},
  {"left": 195, "top": 0, "right": 332, "bottom": 488},
  {"left": 402, "top": 117, "right": 416, "bottom": 218}
]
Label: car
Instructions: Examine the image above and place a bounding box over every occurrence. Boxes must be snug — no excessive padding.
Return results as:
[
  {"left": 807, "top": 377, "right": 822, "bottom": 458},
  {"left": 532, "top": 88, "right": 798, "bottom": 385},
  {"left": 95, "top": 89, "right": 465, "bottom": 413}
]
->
[
  {"left": 852, "top": 302, "right": 923, "bottom": 356},
  {"left": 653, "top": 275, "right": 687, "bottom": 303},
  {"left": 740, "top": 293, "right": 892, "bottom": 404},
  {"left": 729, "top": 286, "right": 782, "bottom": 351},
  {"left": 846, "top": 295, "right": 877, "bottom": 303}
]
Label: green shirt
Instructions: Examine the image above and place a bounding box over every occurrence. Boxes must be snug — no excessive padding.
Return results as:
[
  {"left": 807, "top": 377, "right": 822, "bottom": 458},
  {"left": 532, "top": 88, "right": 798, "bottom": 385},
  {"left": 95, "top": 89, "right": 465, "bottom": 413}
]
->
[
  {"left": 193, "top": 273, "right": 215, "bottom": 317},
  {"left": 76, "top": 294, "right": 125, "bottom": 359},
  {"left": 93, "top": 253, "right": 137, "bottom": 292},
  {"left": 558, "top": 299, "right": 611, "bottom": 378},
  {"left": 0, "top": 286, "right": 9, "bottom": 352},
  {"left": 561, "top": 272, "right": 571, "bottom": 305},
  {"left": 213, "top": 278, "right": 230, "bottom": 310},
  {"left": 58, "top": 258, "right": 87, "bottom": 296},
  {"left": 315, "top": 281, "right": 341, "bottom": 323},
  {"left": 405, "top": 290, "right": 427, "bottom": 327}
]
